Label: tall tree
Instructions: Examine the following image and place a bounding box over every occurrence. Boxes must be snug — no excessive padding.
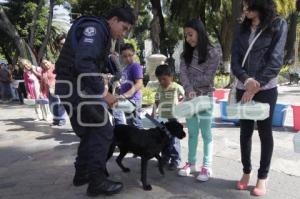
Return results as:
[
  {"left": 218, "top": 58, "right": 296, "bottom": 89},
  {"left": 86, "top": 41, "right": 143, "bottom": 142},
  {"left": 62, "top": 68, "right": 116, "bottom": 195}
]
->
[
  {"left": 284, "top": 0, "right": 299, "bottom": 64},
  {"left": 150, "top": 0, "right": 167, "bottom": 54},
  {"left": 37, "top": 0, "right": 55, "bottom": 62},
  {"left": 285, "top": 12, "right": 298, "bottom": 64},
  {"left": 0, "top": 6, "right": 27, "bottom": 58},
  {"left": 29, "top": 0, "right": 45, "bottom": 49}
]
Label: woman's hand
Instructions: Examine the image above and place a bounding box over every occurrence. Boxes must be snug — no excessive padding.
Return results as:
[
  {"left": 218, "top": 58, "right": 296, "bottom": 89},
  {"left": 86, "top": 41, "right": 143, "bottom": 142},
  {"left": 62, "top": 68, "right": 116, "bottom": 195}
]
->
[
  {"left": 241, "top": 78, "right": 260, "bottom": 103},
  {"left": 241, "top": 90, "right": 255, "bottom": 103},
  {"left": 245, "top": 78, "right": 260, "bottom": 93}
]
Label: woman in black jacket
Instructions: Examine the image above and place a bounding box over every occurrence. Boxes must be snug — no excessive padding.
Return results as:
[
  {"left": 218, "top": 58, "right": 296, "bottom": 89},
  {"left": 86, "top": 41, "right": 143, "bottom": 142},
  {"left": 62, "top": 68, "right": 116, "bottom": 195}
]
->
[{"left": 231, "top": 0, "right": 287, "bottom": 196}]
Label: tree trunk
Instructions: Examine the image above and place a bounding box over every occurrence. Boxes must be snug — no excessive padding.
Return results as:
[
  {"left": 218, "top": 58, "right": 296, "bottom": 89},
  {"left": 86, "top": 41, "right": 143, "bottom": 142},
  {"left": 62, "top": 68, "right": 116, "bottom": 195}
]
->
[
  {"left": 0, "top": 7, "right": 27, "bottom": 58},
  {"left": 225, "top": 0, "right": 242, "bottom": 87},
  {"left": 150, "top": 0, "right": 167, "bottom": 55},
  {"left": 285, "top": 12, "right": 298, "bottom": 64},
  {"left": 294, "top": 23, "right": 300, "bottom": 68},
  {"left": 232, "top": 0, "right": 242, "bottom": 28},
  {"left": 37, "top": 0, "right": 54, "bottom": 63},
  {"left": 150, "top": 8, "right": 160, "bottom": 54},
  {"left": 29, "top": 0, "right": 45, "bottom": 49},
  {"left": 220, "top": 20, "right": 232, "bottom": 73}
]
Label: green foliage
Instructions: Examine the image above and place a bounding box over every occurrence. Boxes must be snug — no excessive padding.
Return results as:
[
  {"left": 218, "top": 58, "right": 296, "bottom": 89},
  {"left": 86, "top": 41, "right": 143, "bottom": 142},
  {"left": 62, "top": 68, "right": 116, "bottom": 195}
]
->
[
  {"left": 0, "top": 53, "right": 5, "bottom": 60},
  {"left": 0, "top": 0, "right": 51, "bottom": 63},
  {"left": 280, "top": 65, "right": 290, "bottom": 74},
  {"left": 278, "top": 74, "right": 289, "bottom": 84},
  {"left": 275, "top": 0, "right": 296, "bottom": 17},
  {"left": 162, "top": 17, "right": 183, "bottom": 53},
  {"left": 214, "top": 73, "right": 230, "bottom": 88},
  {"left": 5, "top": 1, "right": 48, "bottom": 48},
  {"left": 141, "top": 86, "right": 156, "bottom": 105},
  {"left": 71, "top": 0, "right": 134, "bottom": 16}
]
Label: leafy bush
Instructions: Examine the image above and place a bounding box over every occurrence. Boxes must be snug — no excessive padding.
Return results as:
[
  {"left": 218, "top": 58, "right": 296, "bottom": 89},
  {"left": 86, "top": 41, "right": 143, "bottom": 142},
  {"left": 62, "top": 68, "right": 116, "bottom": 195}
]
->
[
  {"left": 279, "top": 65, "right": 289, "bottom": 75},
  {"left": 214, "top": 74, "right": 230, "bottom": 88},
  {"left": 141, "top": 87, "right": 156, "bottom": 105},
  {"left": 278, "top": 74, "right": 289, "bottom": 85}
]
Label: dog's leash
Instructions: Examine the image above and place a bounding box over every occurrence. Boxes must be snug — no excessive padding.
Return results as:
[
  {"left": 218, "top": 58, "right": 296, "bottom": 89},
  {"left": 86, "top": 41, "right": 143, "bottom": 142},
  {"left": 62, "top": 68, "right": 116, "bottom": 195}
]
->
[
  {"left": 145, "top": 113, "right": 172, "bottom": 138},
  {"left": 120, "top": 94, "right": 136, "bottom": 108}
]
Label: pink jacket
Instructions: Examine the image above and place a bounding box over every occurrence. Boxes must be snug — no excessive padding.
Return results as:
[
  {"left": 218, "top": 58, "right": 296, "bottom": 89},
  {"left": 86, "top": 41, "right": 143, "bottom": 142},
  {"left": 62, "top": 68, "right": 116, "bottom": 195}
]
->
[
  {"left": 23, "top": 66, "right": 42, "bottom": 99},
  {"left": 40, "top": 63, "right": 56, "bottom": 97}
]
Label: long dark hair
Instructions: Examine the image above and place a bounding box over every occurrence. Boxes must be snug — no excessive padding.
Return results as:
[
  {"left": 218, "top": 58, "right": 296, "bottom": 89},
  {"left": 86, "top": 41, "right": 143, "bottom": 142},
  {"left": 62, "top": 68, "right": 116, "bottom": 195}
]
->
[
  {"left": 182, "top": 18, "right": 211, "bottom": 66},
  {"left": 241, "top": 0, "right": 277, "bottom": 31}
]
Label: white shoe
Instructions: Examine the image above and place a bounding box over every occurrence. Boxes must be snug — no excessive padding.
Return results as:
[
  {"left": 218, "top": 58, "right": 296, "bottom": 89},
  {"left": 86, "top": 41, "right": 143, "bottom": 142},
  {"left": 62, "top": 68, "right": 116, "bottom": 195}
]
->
[
  {"left": 178, "top": 163, "right": 197, "bottom": 176},
  {"left": 196, "top": 167, "right": 212, "bottom": 182}
]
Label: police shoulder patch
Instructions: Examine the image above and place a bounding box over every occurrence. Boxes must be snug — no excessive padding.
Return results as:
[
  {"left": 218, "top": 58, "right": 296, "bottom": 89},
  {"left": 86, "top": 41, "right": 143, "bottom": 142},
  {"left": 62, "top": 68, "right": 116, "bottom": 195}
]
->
[{"left": 83, "top": 26, "right": 96, "bottom": 37}]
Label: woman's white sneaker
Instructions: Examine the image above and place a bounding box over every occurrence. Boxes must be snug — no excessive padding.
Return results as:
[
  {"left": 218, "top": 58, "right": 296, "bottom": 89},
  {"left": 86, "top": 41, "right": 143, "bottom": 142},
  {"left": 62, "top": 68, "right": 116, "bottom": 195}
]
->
[
  {"left": 178, "top": 163, "right": 196, "bottom": 176},
  {"left": 196, "top": 167, "right": 212, "bottom": 182}
]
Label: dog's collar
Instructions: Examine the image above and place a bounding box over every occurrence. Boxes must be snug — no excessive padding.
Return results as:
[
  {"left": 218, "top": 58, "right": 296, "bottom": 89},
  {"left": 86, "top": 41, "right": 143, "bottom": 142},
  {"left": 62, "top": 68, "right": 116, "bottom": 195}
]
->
[{"left": 145, "top": 113, "right": 172, "bottom": 138}]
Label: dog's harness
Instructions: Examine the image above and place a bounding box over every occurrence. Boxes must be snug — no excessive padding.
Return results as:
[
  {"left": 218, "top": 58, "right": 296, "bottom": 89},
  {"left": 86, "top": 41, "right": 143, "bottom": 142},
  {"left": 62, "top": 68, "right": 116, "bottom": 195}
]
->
[
  {"left": 145, "top": 113, "right": 172, "bottom": 139},
  {"left": 115, "top": 97, "right": 172, "bottom": 139}
]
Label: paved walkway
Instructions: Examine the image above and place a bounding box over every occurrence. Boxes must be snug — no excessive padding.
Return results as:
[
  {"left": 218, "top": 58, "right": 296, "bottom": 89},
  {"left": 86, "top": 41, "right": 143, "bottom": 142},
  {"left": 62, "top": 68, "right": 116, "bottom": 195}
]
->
[{"left": 0, "top": 85, "right": 299, "bottom": 199}]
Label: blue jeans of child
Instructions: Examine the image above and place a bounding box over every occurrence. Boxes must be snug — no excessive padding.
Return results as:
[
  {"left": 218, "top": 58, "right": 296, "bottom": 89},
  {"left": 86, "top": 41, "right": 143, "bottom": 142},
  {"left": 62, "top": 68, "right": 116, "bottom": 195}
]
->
[
  {"left": 48, "top": 92, "right": 66, "bottom": 124},
  {"left": 161, "top": 118, "right": 181, "bottom": 166},
  {"left": 113, "top": 98, "right": 143, "bottom": 129}
]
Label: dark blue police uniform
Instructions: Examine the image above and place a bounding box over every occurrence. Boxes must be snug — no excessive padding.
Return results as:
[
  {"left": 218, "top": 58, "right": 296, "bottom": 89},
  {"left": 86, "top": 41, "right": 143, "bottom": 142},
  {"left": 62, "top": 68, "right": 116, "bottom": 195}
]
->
[{"left": 55, "top": 16, "right": 114, "bottom": 180}]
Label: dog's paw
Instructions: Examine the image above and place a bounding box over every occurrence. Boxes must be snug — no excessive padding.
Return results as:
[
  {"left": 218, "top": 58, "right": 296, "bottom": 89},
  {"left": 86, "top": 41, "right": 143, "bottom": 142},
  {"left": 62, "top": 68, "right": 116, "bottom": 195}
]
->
[
  {"left": 143, "top": 184, "right": 152, "bottom": 191},
  {"left": 123, "top": 168, "right": 130, "bottom": 172}
]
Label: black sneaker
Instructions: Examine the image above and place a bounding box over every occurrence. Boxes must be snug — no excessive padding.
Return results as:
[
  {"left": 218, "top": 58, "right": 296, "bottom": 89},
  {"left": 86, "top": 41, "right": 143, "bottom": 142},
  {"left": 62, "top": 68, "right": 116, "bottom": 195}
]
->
[{"left": 87, "top": 178, "right": 123, "bottom": 196}]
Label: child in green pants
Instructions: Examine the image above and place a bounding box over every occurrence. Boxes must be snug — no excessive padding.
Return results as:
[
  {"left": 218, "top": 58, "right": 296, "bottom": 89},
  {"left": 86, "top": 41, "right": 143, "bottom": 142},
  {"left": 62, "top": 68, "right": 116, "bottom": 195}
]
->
[{"left": 178, "top": 18, "right": 221, "bottom": 181}]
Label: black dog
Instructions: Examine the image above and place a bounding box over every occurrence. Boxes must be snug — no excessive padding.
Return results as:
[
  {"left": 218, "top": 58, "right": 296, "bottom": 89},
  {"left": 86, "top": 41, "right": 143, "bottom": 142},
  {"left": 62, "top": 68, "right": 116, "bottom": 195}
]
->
[{"left": 107, "top": 120, "right": 186, "bottom": 191}]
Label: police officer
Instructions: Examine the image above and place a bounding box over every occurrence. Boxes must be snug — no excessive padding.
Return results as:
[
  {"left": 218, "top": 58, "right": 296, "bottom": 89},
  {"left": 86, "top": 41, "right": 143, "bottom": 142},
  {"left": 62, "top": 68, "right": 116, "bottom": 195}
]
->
[{"left": 54, "top": 7, "right": 135, "bottom": 196}]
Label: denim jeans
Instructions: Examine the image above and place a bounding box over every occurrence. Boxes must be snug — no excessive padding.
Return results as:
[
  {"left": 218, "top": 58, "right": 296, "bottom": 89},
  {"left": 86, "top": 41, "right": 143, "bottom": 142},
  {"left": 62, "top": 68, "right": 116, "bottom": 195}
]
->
[
  {"left": 161, "top": 118, "right": 181, "bottom": 166},
  {"left": 48, "top": 92, "right": 66, "bottom": 124},
  {"left": 113, "top": 98, "right": 143, "bottom": 129},
  {"left": 125, "top": 98, "right": 143, "bottom": 129}
]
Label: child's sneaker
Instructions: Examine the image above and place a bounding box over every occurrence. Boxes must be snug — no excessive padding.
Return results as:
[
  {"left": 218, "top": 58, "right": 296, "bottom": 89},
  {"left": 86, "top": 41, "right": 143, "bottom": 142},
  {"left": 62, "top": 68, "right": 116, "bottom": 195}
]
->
[
  {"left": 196, "top": 167, "right": 212, "bottom": 182},
  {"left": 178, "top": 162, "right": 196, "bottom": 176}
]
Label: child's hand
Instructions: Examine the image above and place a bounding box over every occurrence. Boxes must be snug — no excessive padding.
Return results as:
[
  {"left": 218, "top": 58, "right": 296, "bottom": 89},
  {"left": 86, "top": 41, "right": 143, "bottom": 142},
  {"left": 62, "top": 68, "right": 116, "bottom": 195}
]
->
[
  {"left": 104, "top": 92, "right": 118, "bottom": 108},
  {"left": 178, "top": 95, "right": 184, "bottom": 102}
]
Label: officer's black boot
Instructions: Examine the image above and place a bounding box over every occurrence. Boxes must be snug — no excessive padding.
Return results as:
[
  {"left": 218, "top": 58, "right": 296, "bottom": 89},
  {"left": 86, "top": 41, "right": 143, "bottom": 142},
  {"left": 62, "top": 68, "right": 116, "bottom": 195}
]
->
[
  {"left": 87, "top": 172, "right": 123, "bottom": 196},
  {"left": 73, "top": 169, "right": 89, "bottom": 186}
]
